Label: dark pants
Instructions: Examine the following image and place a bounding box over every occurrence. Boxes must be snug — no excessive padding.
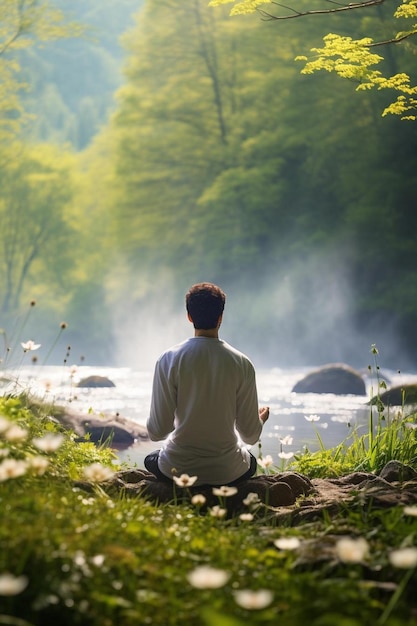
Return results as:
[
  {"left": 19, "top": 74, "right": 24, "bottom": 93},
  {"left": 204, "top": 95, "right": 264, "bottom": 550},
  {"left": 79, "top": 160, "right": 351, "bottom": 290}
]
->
[{"left": 144, "top": 449, "right": 258, "bottom": 486}]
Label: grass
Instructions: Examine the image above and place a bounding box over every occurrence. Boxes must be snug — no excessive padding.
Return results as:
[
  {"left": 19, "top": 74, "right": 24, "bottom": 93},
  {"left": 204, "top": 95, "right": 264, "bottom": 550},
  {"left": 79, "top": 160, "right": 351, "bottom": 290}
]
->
[
  {"left": 291, "top": 407, "right": 417, "bottom": 478},
  {"left": 291, "top": 347, "right": 417, "bottom": 478},
  {"left": 1, "top": 392, "right": 417, "bottom": 626}
]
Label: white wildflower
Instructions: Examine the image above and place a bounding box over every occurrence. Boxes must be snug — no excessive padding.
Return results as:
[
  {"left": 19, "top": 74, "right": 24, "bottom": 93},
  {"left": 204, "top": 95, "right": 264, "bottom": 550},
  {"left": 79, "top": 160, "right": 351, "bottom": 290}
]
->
[
  {"left": 278, "top": 451, "right": 294, "bottom": 460},
  {"left": 403, "top": 506, "right": 417, "bottom": 517},
  {"left": 81, "top": 497, "right": 95, "bottom": 506},
  {"left": 0, "top": 416, "right": 11, "bottom": 434},
  {"left": 304, "top": 414, "right": 320, "bottom": 422},
  {"left": 82, "top": 463, "right": 115, "bottom": 483},
  {"left": 191, "top": 494, "right": 206, "bottom": 506},
  {"left": 233, "top": 589, "right": 274, "bottom": 610},
  {"left": 257, "top": 455, "right": 274, "bottom": 469},
  {"left": 73, "top": 551, "right": 86, "bottom": 567},
  {"left": 0, "top": 573, "right": 28, "bottom": 596},
  {"left": 274, "top": 537, "right": 301, "bottom": 551},
  {"left": 242, "top": 492, "right": 261, "bottom": 507},
  {"left": 335, "top": 537, "right": 369, "bottom": 563},
  {"left": 212, "top": 485, "right": 238, "bottom": 497},
  {"left": 239, "top": 513, "right": 254, "bottom": 522},
  {"left": 29, "top": 456, "right": 49, "bottom": 475},
  {"left": 4, "top": 425, "right": 28, "bottom": 442},
  {"left": 0, "top": 459, "right": 27, "bottom": 481},
  {"left": 32, "top": 433, "right": 64, "bottom": 453},
  {"left": 187, "top": 565, "right": 230, "bottom": 589},
  {"left": 279, "top": 435, "right": 293, "bottom": 445},
  {"left": 389, "top": 547, "right": 417, "bottom": 569},
  {"left": 21, "top": 340, "right": 41, "bottom": 351},
  {"left": 172, "top": 473, "right": 198, "bottom": 488},
  {"left": 210, "top": 505, "right": 227, "bottom": 518},
  {"left": 91, "top": 554, "right": 105, "bottom": 567}
]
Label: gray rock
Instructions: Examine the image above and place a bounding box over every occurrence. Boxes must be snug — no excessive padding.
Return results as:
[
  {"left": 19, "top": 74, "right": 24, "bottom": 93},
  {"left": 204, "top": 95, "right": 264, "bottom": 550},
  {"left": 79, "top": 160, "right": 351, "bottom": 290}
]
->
[
  {"left": 77, "top": 375, "right": 115, "bottom": 388},
  {"left": 48, "top": 406, "right": 148, "bottom": 445},
  {"left": 371, "top": 384, "right": 417, "bottom": 406},
  {"left": 292, "top": 363, "right": 366, "bottom": 395},
  {"left": 379, "top": 460, "right": 417, "bottom": 483},
  {"left": 103, "top": 470, "right": 316, "bottom": 513}
]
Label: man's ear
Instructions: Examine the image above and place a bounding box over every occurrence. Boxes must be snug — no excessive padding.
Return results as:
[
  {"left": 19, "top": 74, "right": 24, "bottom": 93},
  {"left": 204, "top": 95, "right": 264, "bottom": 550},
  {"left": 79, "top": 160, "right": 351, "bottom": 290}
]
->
[
  {"left": 187, "top": 312, "right": 193, "bottom": 323},
  {"left": 217, "top": 314, "right": 223, "bottom": 328}
]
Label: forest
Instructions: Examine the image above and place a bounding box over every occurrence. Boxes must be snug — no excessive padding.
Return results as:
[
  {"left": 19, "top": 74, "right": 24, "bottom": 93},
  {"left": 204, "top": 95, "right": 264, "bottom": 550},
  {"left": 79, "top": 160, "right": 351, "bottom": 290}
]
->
[{"left": 1, "top": 0, "right": 417, "bottom": 371}]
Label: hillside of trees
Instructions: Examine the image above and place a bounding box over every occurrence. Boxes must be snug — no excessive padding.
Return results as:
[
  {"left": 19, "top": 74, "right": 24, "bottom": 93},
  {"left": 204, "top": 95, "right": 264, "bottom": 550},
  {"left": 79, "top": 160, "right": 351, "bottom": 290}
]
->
[{"left": 1, "top": 0, "right": 417, "bottom": 371}]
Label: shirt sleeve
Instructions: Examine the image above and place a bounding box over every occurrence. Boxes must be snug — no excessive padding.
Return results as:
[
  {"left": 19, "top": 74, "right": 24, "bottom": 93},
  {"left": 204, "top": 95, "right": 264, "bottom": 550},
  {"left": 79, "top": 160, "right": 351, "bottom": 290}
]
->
[
  {"left": 146, "top": 357, "right": 177, "bottom": 441},
  {"left": 234, "top": 359, "right": 263, "bottom": 445}
]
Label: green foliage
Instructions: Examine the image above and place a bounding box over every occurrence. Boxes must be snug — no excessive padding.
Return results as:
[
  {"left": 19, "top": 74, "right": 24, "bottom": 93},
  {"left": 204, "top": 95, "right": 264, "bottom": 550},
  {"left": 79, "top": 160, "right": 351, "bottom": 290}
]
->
[
  {"left": 297, "top": 29, "right": 417, "bottom": 120},
  {"left": 1, "top": 0, "right": 417, "bottom": 363},
  {"left": 208, "top": 0, "right": 268, "bottom": 14},
  {"left": 0, "top": 395, "right": 116, "bottom": 479},
  {"left": 0, "top": 143, "right": 77, "bottom": 318},
  {"left": 1, "top": 398, "right": 417, "bottom": 624},
  {"left": 292, "top": 412, "right": 417, "bottom": 478},
  {"left": 101, "top": 0, "right": 417, "bottom": 367},
  {"left": 19, "top": 0, "right": 142, "bottom": 149},
  {"left": 210, "top": 0, "right": 417, "bottom": 119},
  {"left": 0, "top": 0, "right": 83, "bottom": 142}
]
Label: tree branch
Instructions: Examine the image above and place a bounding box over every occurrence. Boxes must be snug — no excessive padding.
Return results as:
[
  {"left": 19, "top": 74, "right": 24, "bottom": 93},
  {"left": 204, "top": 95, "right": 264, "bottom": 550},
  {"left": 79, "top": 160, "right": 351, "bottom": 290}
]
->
[
  {"left": 255, "top": 0, "right": 417, "bottom": 48},
  {"left": 368, "top": 31, "right": 417, "bottom": 47},
  {"left": 257, "top": 0, "right": 386, "bottom": 21},
  {"left": 0, "top": 0, "right": 33, "bottom": 56}
]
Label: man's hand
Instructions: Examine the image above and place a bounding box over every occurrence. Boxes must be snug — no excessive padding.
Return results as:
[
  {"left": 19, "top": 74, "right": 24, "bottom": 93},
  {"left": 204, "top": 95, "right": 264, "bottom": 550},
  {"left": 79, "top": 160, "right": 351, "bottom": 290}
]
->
[{"left": 259, "top": 406, "right": 270, "bottom": 424}]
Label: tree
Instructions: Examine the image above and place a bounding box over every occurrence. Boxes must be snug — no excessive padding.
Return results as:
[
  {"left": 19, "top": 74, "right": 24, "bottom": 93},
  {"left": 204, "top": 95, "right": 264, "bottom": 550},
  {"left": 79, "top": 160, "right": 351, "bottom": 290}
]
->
[
  {"left": 209, "top": 0, "right": 417, "bottom": 119},
  {"left": 97, "top": 0, "right": 417, "bottom": 366},
  {"left": 0, "top": 0, "right": 83, "bottom": 144},
  {"left": 0, "top": 144, "right": 77, "bottom": 318},
  {"left": 111, "top": 0, "right": 254, "bottom": 273}
]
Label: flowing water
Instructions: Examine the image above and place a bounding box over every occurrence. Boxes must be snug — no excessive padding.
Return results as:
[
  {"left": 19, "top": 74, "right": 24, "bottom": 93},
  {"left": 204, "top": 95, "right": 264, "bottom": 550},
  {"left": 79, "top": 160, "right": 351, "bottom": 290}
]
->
[{"left": 4, "top": 364, "right": 417, "bottom": 469}]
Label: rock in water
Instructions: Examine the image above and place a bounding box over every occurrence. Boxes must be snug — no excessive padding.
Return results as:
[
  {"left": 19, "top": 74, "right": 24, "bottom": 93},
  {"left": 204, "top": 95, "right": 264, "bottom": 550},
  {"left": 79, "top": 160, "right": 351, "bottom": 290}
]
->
[
  {"left": 371, "top": 383, "right": 417, "bottom": 406},
  {"left": 77, "top": 375, "right": 115, "bottom": 388},
  {"left": 292, "top": 363, "right": 366, "bottom": 395}
]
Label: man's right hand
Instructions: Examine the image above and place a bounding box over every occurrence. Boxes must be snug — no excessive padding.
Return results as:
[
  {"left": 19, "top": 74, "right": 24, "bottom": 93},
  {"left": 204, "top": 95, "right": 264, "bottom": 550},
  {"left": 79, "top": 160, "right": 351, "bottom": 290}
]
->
[{"left": 259, "top": 406, "right": 270, "bottom": 424}]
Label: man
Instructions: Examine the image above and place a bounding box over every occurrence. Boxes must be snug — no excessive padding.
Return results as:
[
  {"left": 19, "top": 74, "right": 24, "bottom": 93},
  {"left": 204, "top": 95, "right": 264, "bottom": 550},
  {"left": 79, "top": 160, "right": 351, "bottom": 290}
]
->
[{"left": 144, "top": 282, "right": 269, "bottom": 486}]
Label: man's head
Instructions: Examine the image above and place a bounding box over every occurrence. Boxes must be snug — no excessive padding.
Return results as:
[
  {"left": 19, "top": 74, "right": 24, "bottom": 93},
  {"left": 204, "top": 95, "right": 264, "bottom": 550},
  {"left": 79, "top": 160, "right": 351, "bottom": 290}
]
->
[{"left": 186, "top": 283, "right": 226, "bottom": 330}]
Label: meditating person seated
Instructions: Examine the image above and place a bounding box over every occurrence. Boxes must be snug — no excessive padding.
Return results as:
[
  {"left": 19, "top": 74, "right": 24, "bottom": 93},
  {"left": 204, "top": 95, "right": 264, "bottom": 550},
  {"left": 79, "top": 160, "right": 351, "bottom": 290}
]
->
[{"left": 144, "top": 282, "right": 269, "bottom": 487}]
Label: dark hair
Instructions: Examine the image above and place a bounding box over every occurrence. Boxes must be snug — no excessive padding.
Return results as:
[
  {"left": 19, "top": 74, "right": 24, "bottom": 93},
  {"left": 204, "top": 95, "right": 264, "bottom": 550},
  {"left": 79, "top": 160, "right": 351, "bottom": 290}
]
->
[{"left": 186, "top": 283, "right": 226, "bottom": 330}]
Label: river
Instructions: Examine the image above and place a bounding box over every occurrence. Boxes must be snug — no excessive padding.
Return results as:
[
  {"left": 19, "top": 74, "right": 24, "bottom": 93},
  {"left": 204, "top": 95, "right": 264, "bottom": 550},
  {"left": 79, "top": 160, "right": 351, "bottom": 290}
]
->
[{"left": 4, "top": 364, "right": 417, "bottom": 469}]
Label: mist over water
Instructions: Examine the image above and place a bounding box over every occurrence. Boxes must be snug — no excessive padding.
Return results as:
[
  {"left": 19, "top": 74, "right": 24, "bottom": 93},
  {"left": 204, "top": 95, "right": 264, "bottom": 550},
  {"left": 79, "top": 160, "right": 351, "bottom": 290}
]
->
[
  {"left": 112, "top": 303, "right": 190, "bottom": 371},
  {"left": 110, "top": 258, "right": 413, "bottom": 374}
]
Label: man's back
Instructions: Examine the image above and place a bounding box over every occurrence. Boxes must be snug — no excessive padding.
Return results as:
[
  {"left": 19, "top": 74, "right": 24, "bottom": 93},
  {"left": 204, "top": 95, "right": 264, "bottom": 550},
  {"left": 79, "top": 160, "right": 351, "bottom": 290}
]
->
[{"left": 147, "top": 336, "right": 262, "bottom": 485}]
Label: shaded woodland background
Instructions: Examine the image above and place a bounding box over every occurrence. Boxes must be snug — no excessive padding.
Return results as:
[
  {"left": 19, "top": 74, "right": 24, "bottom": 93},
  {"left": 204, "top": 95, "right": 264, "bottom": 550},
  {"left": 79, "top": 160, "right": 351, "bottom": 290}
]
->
[{"left": 1, "top": 0, "right": 417, "bottom": 371}]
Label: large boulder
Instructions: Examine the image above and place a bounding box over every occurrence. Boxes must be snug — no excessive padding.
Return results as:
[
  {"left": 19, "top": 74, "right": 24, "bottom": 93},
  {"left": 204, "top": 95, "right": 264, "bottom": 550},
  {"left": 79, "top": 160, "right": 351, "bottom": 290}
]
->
[
  {"left": 371, "top": 383, "right": 417, "bottom": 406},
  {"left": 77, "top": 375, "right": 115, "bottom": 388},
  {"left": 292, "top": 363, "right": 366, "bottom": 396}
]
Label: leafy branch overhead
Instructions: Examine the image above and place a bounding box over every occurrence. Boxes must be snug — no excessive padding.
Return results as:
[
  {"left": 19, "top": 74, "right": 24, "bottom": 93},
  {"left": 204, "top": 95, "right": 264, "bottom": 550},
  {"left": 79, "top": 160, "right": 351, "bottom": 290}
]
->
[{"left": 209, "top": 0, "right": 417, "bottom": 119}]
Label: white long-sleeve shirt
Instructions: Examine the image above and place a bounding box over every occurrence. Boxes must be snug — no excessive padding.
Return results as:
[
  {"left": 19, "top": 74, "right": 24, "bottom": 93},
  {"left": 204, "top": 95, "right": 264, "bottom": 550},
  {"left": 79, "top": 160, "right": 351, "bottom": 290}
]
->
[{"left": 146, "top": 336, "right": 263, "bottom": 486}]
